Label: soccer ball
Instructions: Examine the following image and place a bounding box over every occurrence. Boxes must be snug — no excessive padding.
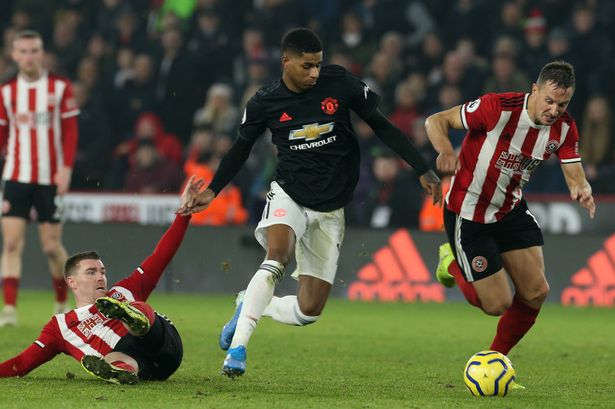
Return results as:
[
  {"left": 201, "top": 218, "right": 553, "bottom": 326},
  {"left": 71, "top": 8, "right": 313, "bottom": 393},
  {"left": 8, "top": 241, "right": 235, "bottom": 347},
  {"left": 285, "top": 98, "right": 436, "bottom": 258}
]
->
[{"left": 463, "top": 350, "right": 516, "bottom": 397}]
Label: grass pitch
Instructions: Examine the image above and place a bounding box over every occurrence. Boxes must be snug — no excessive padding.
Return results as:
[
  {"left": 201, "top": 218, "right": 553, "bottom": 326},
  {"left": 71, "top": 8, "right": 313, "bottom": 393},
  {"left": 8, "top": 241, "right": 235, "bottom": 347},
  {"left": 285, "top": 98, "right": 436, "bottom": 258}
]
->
[{"left": 0, "top": 291, "right": 613, "bottom": 409}]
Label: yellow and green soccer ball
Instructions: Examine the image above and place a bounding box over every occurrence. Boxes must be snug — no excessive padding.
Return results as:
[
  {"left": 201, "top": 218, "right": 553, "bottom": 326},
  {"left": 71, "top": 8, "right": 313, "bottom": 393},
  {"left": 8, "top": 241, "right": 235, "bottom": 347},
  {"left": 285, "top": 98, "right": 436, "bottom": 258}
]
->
[{"left": 463, "top": 350, "right": 519, "bottom": 397}]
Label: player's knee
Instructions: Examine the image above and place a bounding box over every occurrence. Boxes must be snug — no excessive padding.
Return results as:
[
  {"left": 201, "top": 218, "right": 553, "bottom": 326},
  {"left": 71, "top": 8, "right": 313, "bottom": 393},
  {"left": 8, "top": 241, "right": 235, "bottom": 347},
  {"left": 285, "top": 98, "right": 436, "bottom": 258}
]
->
[
  {"left": 525, "top": 281, "right": 550, "bottom": 305},
  {"left": 265, "top": 248, "right": 292, "bottom": 266},
  {"left": 2, "top": 239, "right": 24, "bottom": 255},
  {"left": 297, "top": 299, "right": 325, "bottom": 318},
  {"left": 481, "top": 299, "right": 511, "bottom": 316},
  {"left": 41, "top": 242, "right": 62, "bottom": 259}
]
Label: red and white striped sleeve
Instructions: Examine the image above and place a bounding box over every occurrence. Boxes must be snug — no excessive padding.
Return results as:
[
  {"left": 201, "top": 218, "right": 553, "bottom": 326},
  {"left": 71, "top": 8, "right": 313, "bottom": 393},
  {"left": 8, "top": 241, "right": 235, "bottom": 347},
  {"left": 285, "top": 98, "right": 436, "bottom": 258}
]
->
[
  {"left": 112, "top": 214, "right": 191, "bottom": 301},
  {"left": 0, "top": 319, "right": 61, "bottom": 377},
  {"left": 557, "top": 117, "right": 581, "bottom": 164},
  {"left": 59, "top": 79, "right": 79, "bottom": 167},
  {"left": 0, "top": 86, "right": 8, "bottom": 152},
  {"left": 460, "top": 93, "right": 501, "bottom": 133}
]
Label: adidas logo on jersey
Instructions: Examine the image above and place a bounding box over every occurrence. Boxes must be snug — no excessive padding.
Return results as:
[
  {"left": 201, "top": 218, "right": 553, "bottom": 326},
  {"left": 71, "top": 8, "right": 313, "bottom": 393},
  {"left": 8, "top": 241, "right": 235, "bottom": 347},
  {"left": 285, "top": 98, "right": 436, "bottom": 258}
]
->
[
  {"left": 561, "top": 234, "right": 615, "bottom": 306},
  {"left": 347, "top": 230, "right": 445, "bottom": 302},
  {"left": 279, "top": 112, "right": 293, "bottom": 122}
]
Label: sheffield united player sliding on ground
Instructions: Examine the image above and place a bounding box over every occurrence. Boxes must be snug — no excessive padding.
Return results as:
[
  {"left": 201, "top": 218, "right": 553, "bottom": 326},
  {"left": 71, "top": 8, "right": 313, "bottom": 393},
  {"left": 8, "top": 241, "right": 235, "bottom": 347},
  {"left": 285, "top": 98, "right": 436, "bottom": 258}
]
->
[
  {"left": 178, "top": 28, "right": 442, "bottom": 377},
  {"left": 427, "top": 61, "right": 595, "bottom": 356},
  {"left": 0, "top": 177, "right": 201, "bottom": 384},
  {"left": 0, "top": 30, "right": 79, "bottom": 326}
]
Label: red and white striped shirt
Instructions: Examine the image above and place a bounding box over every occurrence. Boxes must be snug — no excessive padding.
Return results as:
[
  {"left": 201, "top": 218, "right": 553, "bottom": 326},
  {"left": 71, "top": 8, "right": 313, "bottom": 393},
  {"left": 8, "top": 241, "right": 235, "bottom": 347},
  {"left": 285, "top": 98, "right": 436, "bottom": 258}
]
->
[
  {"left": 0, "top": 214, "right": 190, "bottom": 378},
  {"left": 0, "top": 71, "right": 79, "bottom": 185},
  {"left": 446, "top": 92, "right": 580, "bottom": 224}
]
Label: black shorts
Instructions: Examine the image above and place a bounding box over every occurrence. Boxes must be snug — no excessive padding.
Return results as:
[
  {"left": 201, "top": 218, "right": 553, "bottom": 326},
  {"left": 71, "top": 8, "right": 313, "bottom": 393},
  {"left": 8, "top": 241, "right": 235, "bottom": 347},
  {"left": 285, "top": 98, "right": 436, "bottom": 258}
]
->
[
  {"left": 113, "top": 313, "right": 183, "bottom": 381},
  {"left": 443, "top": 199, "right": 544, "bottom": 282},
  {"left": 1, "top": 180, "right": 63, "bottom": 223}
]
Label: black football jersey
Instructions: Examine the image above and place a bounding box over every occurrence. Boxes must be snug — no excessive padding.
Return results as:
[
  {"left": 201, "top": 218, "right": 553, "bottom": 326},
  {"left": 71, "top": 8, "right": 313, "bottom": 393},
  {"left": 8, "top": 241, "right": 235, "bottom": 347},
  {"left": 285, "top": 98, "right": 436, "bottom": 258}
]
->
[{"left": 239, "top": 65, "right": 380, "bottom": 211}]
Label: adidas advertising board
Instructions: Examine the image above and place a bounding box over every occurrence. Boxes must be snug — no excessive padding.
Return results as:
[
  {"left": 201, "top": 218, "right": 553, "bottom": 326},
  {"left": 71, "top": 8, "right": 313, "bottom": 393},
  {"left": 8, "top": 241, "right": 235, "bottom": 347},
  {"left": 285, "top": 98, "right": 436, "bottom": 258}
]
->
[{"left": 13, "top": 221, "right": 615, "bottom": 307}]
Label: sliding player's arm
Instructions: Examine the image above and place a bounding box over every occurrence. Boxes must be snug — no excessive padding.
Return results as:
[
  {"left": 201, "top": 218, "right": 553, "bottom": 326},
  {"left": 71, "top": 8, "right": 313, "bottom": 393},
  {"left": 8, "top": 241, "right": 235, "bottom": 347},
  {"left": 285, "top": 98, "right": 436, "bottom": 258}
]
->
[{"left": 0, "top": 320, "right": 61, "bottom": 377}]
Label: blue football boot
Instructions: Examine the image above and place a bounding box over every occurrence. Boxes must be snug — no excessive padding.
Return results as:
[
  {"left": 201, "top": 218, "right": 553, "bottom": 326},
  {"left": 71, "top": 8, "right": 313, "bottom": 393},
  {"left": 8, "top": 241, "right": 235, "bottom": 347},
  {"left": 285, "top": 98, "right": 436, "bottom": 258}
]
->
[{"left": 219, "top": 291, "right": 245, "bottom": 350}]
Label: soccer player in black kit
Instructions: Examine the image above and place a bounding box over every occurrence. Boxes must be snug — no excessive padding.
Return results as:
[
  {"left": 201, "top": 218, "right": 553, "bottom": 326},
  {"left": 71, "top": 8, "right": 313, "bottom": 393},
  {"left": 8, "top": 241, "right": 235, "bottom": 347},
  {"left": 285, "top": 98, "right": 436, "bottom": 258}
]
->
[{"left": 178, "top": 28, "right": 442, "bottom": 377}]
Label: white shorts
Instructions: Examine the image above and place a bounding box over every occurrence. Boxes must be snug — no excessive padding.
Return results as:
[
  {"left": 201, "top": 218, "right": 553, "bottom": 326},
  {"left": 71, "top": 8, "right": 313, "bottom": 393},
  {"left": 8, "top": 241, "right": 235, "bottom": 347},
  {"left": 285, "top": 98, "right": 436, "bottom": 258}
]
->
[{"left": 255, "top": 181, "right": 345, "bottom": 285}]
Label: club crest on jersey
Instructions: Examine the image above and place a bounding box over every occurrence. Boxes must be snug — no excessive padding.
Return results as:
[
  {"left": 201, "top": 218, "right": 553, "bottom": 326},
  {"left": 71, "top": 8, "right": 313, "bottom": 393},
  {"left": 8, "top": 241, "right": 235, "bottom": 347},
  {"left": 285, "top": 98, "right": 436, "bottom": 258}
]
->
[
  {"left": 472, "top": 256, "right": 488, "bottom": 273},
  {"left": 467, "top": 98, "right": 481, "bottom": 112},
  {"left": 289, "top": 122, "right": 334, "bottom": 141},
  {"left": 321, "top": 97, "right": 338, "bottom": 115},
  {"left": 273, "top": 208, "right": 287, "bottom": 217},
  {"left": 545, "top": 140, "right": 560, "bottom": 154},
  {"left": 111, "top": 292, "right": 123, "bottom": 300}
]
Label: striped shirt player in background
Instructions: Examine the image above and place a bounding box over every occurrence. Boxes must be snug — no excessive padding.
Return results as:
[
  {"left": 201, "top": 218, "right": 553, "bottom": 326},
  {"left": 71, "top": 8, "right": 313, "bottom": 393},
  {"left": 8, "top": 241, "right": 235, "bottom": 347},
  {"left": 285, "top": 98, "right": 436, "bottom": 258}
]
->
[
  {"left": 0, "top": 30, "right": 79, "bottom": 326},
  {"left": 426, "top": 61, "right": 595, "bottom": 358},
  {"left": 0, "top": 177, "right": 201, "bottom": 384}
]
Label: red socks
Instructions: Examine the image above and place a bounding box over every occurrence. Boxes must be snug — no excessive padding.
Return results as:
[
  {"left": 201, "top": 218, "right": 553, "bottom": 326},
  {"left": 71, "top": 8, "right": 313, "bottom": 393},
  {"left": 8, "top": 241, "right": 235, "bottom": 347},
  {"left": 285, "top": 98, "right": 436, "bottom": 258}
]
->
[
  {"left": 490, "top": 295, "right": 540, "bottom": 354},
  {"left": 129, "top": 301, "right": 156, "bottom": 326},
  {"left": 2, "top": 277, "right": 19, "bottom": 306},
  {"left": 52, "top": 277, "right": 68, "bottom": 303},
  {"left": 448, "top": 260, "right": 482, "bottom": 308},
  {"left": 110, "top": 360, "right": 137, "bottom": 374}
]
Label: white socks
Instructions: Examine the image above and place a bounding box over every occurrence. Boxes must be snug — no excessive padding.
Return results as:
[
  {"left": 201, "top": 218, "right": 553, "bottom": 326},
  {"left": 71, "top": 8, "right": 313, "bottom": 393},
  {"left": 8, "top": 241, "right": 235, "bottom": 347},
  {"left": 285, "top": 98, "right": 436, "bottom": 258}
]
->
[
  {"left": 262, "top": 295, "right": 320, "bottom": 326},
  {"left": 230, "top": 260, "right": 284, "bottom": 348}
]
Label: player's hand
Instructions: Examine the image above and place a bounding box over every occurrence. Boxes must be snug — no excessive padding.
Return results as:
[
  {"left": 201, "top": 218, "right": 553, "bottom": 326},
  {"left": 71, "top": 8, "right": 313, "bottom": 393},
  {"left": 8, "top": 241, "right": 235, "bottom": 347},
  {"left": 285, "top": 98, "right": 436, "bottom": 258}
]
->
[
  {"left": 54, "top": 166, "right": 72, "bottom": 195},
  {"left": 436, "top": 151, "right": 459, "bottom": 175},
  {"left": 177, "top": 176, "right": 215, "bottom": 215},
  {"left": 178, "top": 175, "right": 205, "bottom": 209},
  {"left": 570, "top": 181, "right": 595, "bottom": 219},
  {"left": 419, "top": 169, "right": 442, "bottom": 206}
]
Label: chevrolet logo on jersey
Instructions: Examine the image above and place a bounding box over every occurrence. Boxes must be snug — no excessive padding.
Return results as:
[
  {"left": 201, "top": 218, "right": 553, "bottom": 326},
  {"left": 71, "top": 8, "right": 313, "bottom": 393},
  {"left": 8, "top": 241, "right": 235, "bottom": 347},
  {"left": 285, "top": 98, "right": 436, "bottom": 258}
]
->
[{"left": 288, "top": 122, "right": 334, "bottom": 141}]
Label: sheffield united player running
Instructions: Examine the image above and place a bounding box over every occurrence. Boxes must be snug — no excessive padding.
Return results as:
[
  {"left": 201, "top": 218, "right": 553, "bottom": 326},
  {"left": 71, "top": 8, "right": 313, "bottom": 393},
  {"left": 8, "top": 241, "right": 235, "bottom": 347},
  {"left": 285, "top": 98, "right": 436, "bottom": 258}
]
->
[
  {"left": 0, "top": 30, "right": 79, "bottom": 326},
  {"left": 426, "top": 61, "right": 595, "bottom": 356},
  {"left": 178, "top": 28, "right": 442, "bottom": 377},
  {"left": 0, "top": 177, "right": 201, "bottom": 384}
]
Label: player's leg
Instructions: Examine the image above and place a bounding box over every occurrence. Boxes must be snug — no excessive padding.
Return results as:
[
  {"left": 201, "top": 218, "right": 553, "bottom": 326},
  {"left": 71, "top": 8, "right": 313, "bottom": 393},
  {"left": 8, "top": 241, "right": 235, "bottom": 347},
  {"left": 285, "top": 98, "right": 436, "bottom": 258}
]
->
[
  {"left": 438, "top": 207, "right": 512, "bottom": 311},
  {"left": 221, "top": 182, "right": 306, "bottom": 377},
  {"left": 0, "top": 217, "right": 26, "bottom": 326},
  {"left": 262, "top": 207, "right": 343, "bottom": 324},
  {"left": 223, "top": 223, "right": 294, "bottom": 377},
  {"left": 35, "top": 186, "right": 69, "bottom": 314},
  {"left": 0, "top": 181, "right": 33, "bottom": 326},
  {"left": 96, "top": 297, "right": 155, "bottom": 336},
  {"left": 38, "top": 223, "right": 69, "bottom": 313},
  {"left": 110, "top": 312, "right": 184, "bottom": 381},
  {"left": 489, "top": 246, "right": 547, "bottom": 354},
  {"left": 81, "top": 351, "right": 139, "bottom": 385},
  {"left": 488, "top": 200, "right": 547, "bottom": 354}
]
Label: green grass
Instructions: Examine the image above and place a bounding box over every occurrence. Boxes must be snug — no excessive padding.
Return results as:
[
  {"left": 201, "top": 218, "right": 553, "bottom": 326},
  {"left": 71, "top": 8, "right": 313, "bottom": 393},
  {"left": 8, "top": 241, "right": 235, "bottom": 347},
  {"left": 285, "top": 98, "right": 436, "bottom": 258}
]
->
[{"left": 0, "top": 291, "right": 613, "bottom": 409}]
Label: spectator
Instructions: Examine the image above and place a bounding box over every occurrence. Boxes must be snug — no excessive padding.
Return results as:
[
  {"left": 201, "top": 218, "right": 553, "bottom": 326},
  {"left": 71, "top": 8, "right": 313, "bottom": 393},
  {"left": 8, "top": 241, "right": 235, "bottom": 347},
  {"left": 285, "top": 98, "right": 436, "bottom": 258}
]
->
[
  {"left": 389, "top": 81, "right": 422, "bottom": 138},
  {"left": 124, "top": 140, "right": 183, "bottom": 193},
  {"left": 483, "top": 54, "right": 530, "bottom": 94},
  {"left": 182, "top": 130, "right": 248, "bottom": 225},
  {"left": 154, "top": 28, "right": 198, "bottom": 143},
  {"left": 193, "top": 83, "right": 239, "bottom": 135},
  {"left": 71, "top": 82, "right": 112, "bottom": 190},
  {"left": 521, "top": 8, "right": 549, "bottom": 76},
  {"left": 356, "top": 150, "right": 423, "bottom": 229},
  {"left": 332, "top": 11, "right": 377, "bottom": 70}
]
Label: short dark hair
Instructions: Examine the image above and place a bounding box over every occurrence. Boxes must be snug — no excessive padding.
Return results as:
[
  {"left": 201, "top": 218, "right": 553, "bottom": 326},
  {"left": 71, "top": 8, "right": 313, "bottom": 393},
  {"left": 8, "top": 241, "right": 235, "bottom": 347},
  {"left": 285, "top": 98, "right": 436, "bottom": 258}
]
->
[
  {"left": 65, "top": 251, "right": 101, "bottom": 278},
  {"left": 537, "top": 61, "right": 575, "bottom": 89},
  {"left": 281, "top": 28, "right": 322, "bottom": 55},
  {"left": 13, "top": 29, "right": 43, "bottom": 43}
]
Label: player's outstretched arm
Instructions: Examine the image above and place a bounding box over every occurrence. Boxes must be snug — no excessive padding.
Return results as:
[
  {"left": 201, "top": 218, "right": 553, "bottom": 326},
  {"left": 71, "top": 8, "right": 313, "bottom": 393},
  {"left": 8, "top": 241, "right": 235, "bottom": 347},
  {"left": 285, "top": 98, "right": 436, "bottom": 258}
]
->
[
  {"left": 425, "top": 105, "right": 464, "bottom": 175},
  {"left": 362, "top": 108, "right": 442, "bottom": 205},
  {"left": 115, "top": 178, "right": 209, "bottom": 300},
  {"left": 0, "top": 344, "right": 55, "bottom": 377},
  {"left": 561, "top": 162, "right": 596, "bottom": 219},
  {"left": 0, "top": 322, "right": 60, "bottom": 377}
]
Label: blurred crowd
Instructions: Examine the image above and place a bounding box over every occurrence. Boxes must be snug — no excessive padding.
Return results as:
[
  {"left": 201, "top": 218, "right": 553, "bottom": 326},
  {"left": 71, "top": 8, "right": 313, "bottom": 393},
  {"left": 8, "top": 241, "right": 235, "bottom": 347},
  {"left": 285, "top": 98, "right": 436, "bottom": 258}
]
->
[{"left": 0, "top": 0, "right": 613, "bottom": 229}]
